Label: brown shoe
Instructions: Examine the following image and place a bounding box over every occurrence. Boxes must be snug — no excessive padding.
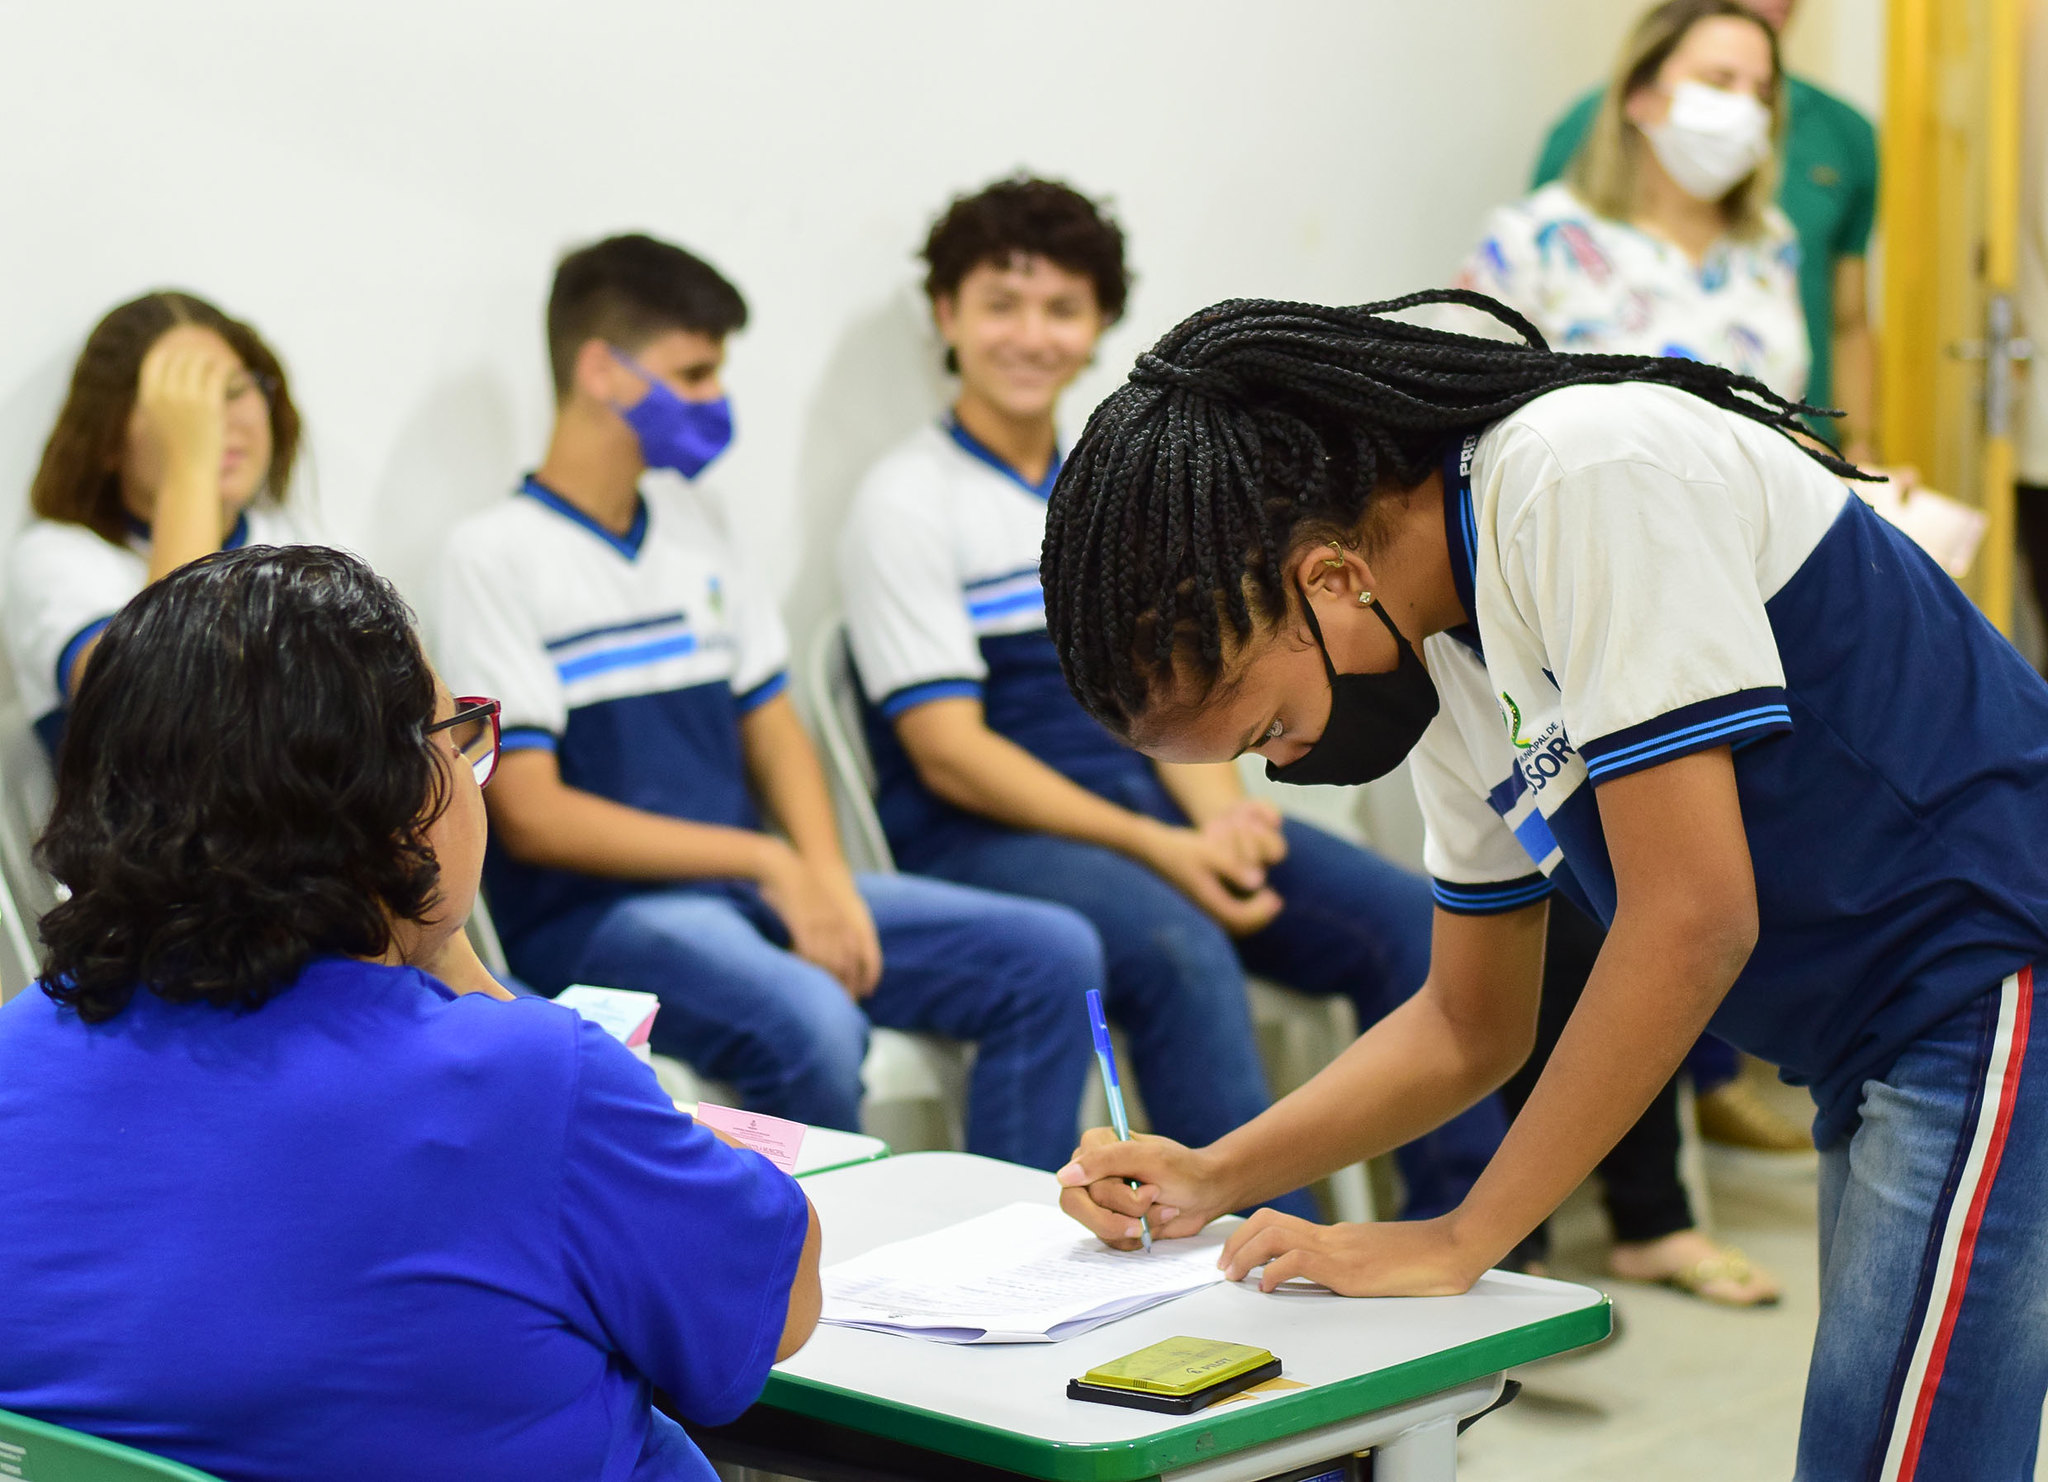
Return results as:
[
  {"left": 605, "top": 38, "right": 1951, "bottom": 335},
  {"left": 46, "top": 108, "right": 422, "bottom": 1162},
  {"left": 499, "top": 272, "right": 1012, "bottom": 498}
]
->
[{"left": 1695, "top": 1080, "right": 1811, "bottom": 1152}]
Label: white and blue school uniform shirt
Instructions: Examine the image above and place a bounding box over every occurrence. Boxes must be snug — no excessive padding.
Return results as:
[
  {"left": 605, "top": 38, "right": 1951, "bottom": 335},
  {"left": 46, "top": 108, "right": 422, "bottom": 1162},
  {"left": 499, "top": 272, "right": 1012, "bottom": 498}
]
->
[
  {"left": 434, "top": 474, "right": 789, "bottom": 944},
  {"left": 838, "top": 419, "right": 1155, "bottom": 867},
  {"left": 4, "top": 505, "right": 307, "bottom": 753},
  {"left": 1415, "top": 381, "right": 2048, "bottom": 1146}
]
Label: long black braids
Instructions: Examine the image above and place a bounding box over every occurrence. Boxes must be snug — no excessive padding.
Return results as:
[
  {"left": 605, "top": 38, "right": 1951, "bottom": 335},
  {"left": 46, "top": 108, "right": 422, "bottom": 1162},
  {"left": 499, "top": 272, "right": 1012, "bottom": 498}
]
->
[{"left": 1041, "top": 288, "right": 1864, "bottom": 736}]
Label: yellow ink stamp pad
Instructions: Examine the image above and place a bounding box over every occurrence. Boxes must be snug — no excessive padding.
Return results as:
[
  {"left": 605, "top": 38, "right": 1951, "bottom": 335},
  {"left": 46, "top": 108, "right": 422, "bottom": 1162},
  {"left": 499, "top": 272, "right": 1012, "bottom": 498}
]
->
[{"left": 1068, "top": 1338, "right": 1281, "bottom": 1413}]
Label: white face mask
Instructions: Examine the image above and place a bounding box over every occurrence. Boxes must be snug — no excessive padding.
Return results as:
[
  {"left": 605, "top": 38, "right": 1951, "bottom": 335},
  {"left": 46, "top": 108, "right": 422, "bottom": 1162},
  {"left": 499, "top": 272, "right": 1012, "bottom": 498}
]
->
[{"left": 1642, "top": 80, "right": 1773, "bottom": 201}]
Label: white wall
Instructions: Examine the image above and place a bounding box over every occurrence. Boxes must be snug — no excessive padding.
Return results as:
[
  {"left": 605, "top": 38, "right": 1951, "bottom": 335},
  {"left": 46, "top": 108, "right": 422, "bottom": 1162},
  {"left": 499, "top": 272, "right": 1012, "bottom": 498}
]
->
[{"left": 0, "top": 0, "right": 1637, "bottom": 650}]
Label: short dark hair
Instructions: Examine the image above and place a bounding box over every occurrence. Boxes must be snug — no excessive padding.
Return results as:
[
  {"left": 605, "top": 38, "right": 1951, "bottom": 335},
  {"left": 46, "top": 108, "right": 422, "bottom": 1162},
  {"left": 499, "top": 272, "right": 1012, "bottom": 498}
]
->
[
  {"left": 546, "top": 233, "right": 748, "bottom": 399},
  {"left": 921, "top": 176, "right": 1130, "bottom": 368},
  {"left": 35, "top": 545, "right": 451, "bottom": 1023}
]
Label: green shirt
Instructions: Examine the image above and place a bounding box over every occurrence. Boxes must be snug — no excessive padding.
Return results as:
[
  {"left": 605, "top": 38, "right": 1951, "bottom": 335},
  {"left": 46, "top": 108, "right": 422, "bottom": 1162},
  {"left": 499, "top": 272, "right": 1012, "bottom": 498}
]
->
[{"left": 1530, "top": 75, "right": 1878, "bottom": 416}]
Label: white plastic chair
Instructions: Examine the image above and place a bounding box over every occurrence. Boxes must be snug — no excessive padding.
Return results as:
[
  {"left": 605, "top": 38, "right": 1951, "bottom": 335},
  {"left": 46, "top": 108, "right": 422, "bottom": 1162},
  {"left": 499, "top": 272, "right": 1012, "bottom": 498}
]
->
[
  {"left": 797, "top": 619, "right": 1374, "bottom": 1215},
  {"left": 0, "top": 704, "right": 54, "bottom": 1001},
  {"left": 795, "top": 617, "right": 972, "bottom": 1149}
]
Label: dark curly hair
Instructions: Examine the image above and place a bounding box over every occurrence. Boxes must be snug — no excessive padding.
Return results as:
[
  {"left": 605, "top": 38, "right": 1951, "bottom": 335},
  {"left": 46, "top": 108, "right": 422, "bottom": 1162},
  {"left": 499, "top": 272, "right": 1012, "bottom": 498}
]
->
[
  {"left": 921, "top": 175, "right": 1129, "bottom": 371},
  {"left": 35, "top": 545, "right": 451, "bottom": 1022},
  {"left": 1042, "top": 291, "right": 1862, "bottom": 738}
]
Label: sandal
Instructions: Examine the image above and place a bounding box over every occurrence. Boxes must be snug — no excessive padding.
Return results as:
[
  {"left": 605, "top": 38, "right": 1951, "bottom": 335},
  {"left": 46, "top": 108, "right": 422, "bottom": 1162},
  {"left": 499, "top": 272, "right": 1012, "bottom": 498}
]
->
[{"left": 1651, "top": 1246, "right": 1781, "bottom": 1308}]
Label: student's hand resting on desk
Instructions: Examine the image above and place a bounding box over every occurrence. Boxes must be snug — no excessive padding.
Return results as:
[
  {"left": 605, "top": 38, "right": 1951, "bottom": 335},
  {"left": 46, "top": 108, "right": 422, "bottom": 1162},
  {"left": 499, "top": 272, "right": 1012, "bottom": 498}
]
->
[
  {"left": 758, "top": 843, "right": 883, "bottom": 999},
  {"left": 1218, "top": 1209, "right": 1484, "bottom": 1297},
  {"left": 1132, "top": 819, "right": 1282, "bottom": 936},
  {"left": 1056, "top": 1126, "right": 1226, "bottom": 1246}
]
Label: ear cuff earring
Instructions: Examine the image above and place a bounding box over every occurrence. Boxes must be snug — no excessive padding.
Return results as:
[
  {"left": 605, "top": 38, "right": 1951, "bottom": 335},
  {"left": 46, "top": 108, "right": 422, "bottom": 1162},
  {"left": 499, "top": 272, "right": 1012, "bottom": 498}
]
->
[{"left": 1326, "top": 541, "right": 1374, "bottom": 604}]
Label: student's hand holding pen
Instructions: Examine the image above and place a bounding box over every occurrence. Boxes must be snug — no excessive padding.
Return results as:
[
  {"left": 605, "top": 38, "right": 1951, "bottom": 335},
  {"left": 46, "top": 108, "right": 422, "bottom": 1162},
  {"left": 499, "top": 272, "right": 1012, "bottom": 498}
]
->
[{"left": 1055, "top": 1126, "right": 1227, "bottom": 1250}]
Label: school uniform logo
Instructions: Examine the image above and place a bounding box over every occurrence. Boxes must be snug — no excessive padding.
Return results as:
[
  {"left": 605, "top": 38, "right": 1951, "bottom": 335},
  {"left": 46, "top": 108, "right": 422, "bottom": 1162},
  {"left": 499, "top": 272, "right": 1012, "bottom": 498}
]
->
[
  {"left": 1500, "top": 693, "right": 1581, "bottom": 797},
  {"left": 1501, "top": 692, "right": 1535, "bottom": 750}
]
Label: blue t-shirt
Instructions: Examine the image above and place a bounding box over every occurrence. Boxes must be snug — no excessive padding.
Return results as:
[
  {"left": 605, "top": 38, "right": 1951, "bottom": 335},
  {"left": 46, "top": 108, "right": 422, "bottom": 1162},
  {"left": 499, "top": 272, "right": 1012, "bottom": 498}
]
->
[{"left": 0, "top": 957, "right": 810, "bottom": 1481}]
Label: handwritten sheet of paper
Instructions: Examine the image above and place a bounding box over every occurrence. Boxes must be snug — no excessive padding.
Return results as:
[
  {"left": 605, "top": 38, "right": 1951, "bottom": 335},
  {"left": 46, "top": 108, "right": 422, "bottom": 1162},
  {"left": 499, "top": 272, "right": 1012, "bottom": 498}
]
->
[
  {"left": 820, "top": 1202, "right": 1228, "bottom": 1344},
  {"left": 692, "top": 1102, "right": 807, "bottom": 1175}
]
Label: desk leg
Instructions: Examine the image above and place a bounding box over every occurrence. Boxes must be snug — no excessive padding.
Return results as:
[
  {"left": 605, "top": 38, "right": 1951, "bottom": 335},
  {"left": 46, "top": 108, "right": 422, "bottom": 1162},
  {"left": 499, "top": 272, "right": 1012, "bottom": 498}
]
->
[{"left": 1370, "top": 1414, "right": 1457, "bottom": 1482}]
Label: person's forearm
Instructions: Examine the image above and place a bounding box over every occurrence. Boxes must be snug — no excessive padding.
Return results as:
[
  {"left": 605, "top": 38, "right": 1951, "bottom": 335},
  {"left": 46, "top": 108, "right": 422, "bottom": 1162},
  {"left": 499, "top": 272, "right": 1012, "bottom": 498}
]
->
[
  {"left": 1152, "top": 760, "right": 1247, "bottom": 828},
  {"left": 740, "top": 700, "right": 850, "bottom": 870},
  {"left": 145, "top": 468, "right": 226, "bottom": 582},
  {"left": 491, "top": 779, "right": 779, "bottom": 882},
  {"left": 913, "top": 724, "right": 1155, "bottom": 856},
  {"left": 1447, "top": 902, "right": 1750, "bottom": 1265},
  {"left": 1199, "top": 981, "right": 1532, "bottom": 1212},
  {"left": 1833, "top": 323, "right": 1877, "bottom": 462}
]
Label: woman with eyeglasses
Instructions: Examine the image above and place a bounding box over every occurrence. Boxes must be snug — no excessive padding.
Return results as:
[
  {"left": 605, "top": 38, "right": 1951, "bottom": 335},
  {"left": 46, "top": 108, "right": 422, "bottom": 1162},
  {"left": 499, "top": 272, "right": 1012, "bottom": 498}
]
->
[
  {"left": 5, "top": 290, "right": 314, "bottom": 753},
  {"left": 0, "top": 545, "right": 822, "bottom": 1482}
]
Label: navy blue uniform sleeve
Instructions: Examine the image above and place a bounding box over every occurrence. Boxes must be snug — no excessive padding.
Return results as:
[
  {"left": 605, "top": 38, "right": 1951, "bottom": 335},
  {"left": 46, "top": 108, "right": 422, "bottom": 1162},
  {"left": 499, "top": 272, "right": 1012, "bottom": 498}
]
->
[{"left": 557, "top": 1019, "right": 810, "bottom": 1425}]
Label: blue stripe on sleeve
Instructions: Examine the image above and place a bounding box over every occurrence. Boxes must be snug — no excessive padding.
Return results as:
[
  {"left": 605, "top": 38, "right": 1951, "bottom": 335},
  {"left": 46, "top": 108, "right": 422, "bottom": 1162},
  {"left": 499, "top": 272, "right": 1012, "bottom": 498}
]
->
[
  {"left": 735, "top": 671, "right": 788, "bottom": 715},
  {"left": 55, "top": 615, "right": 114, "bottom": 700},
  {"left": 966, "top": 588, "right": 1046, "bottom": 621},
  {"left": 1431, "top": 873, "right": 1555, "bottom": 914},
  {"left": 879, "top": 677, "right": 983, "bottom": 719},
  {"left": 1580, "top": 688, "right": 1794, "bottom": 783},
  {"left": 500, "top": 727, "right": 557, "bottom": 753}
]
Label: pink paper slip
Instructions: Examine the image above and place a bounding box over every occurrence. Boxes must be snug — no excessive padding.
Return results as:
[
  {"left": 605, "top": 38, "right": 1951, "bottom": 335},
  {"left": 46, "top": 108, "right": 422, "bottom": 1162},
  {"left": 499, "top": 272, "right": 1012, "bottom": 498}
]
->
[{"left": 693, "top": 1102, "right": 807, "bottom": 1174}]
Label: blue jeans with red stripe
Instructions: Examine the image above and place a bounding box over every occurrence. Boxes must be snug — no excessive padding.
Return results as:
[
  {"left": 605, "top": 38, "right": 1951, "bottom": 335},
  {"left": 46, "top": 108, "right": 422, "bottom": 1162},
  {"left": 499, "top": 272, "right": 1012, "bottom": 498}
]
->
[{"left": 1798, "top": 966, "right": 2048, "bottom": 1481}]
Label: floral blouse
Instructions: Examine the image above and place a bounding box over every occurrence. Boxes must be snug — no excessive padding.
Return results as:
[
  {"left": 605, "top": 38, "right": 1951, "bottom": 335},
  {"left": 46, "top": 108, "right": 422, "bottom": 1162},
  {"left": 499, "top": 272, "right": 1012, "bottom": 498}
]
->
[{"left": 1453, "top": 181, "right": 1810, "bottom": 401}]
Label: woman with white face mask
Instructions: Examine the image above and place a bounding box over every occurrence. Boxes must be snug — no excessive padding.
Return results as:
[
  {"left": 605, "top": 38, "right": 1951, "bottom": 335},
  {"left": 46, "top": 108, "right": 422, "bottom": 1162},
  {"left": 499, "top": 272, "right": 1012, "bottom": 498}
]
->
[
  {"left": 1439, "top": 0, "right": 1801, "bottom": 1311},
  {"left": 1454, "top": 0, "right": 1803, "bottom": 400}
]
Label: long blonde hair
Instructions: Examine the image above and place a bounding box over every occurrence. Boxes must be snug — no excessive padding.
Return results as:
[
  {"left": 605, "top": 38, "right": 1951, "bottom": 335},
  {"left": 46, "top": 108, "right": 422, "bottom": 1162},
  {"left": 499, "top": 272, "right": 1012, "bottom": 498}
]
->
[{"left": 1567, "top": 0, "right": 1786, "bottom": 238}]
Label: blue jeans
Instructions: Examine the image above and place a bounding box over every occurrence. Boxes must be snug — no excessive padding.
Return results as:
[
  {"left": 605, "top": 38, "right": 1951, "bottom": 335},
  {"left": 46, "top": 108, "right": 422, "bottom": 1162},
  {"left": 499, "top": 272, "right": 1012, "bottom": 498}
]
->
[
  {"left": 1798, "top": 966, "right": 2048, "bottom": 1480},
  {"left": 509, "top": 874, "right": 1101, "bottom": 1172},
  {"left": 922, "top": 817, "right": 1504, "bottom": 1221}
]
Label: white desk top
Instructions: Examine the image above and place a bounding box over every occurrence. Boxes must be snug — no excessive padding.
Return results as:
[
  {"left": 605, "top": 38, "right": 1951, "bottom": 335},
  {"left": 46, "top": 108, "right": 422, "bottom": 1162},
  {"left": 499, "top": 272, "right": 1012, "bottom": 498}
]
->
[{"left": 765, "top": 1152, "right": 1609, "bottom": 1480}]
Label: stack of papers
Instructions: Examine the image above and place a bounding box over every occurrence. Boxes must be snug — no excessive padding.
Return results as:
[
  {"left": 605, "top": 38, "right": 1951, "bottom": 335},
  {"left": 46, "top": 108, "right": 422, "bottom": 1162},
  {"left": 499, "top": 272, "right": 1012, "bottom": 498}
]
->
[
  {"left": 820, "top": 1202, "right": 1228, "bottom": 1344},
  {"left": 556, "top": 985, "right": 661, "bottom": 1055}
]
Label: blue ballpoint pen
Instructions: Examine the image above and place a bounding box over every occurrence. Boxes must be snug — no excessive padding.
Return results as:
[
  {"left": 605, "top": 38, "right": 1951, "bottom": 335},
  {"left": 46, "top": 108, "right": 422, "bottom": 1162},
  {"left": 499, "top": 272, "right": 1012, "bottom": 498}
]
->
[{"left": 1085, "top": 988, "right": 1152, "bottom": 1252}]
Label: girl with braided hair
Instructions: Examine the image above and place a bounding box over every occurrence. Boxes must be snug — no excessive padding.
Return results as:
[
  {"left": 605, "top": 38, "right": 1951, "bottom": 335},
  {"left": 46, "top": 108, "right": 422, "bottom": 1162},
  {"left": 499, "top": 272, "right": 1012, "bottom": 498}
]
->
[{"left": 1047, "top": 292, "right": 2048, "bottom": 1477}]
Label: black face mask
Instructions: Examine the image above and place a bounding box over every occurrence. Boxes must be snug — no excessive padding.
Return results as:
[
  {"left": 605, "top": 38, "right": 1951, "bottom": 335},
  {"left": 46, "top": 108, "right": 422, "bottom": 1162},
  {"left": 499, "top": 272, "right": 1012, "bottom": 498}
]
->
[{"left": 1265, "top": 588, "right": 1440, "bottom": 788}]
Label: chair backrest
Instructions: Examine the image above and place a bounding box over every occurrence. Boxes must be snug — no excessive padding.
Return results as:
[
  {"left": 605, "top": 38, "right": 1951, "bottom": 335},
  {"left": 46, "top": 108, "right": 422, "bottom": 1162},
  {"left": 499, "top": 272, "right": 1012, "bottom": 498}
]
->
[
  {"left": 464, "top": 892, "right": 512, "bottom": 979},
  {"left": 796, "top": 616, "right": 895, "bottom": 874},
  {"left": 0, "top": 703, "right": 55, "bottom": 1001},
  {"left": 0, "top": 1409, "right": 226, "bottom": 1481}
]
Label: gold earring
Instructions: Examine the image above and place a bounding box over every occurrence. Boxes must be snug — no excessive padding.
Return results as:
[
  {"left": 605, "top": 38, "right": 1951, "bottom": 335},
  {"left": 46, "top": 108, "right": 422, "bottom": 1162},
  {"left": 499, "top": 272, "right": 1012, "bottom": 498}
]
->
[{"left": 1358, "top": 591, "right": 1375, "bottom": 606}]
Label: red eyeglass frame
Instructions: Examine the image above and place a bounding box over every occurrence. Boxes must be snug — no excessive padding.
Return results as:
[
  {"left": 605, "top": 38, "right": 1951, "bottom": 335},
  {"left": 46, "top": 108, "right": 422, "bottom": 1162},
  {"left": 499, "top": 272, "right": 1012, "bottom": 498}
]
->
[{"left": 426, "top": 696, "right": 502, "bottom": 787}]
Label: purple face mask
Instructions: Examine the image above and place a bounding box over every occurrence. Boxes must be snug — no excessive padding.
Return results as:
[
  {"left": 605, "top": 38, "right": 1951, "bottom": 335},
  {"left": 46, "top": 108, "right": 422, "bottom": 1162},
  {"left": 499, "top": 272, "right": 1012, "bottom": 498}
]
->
[{"left": 607, "top": 348, "right": 734, "bottom": 479}]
